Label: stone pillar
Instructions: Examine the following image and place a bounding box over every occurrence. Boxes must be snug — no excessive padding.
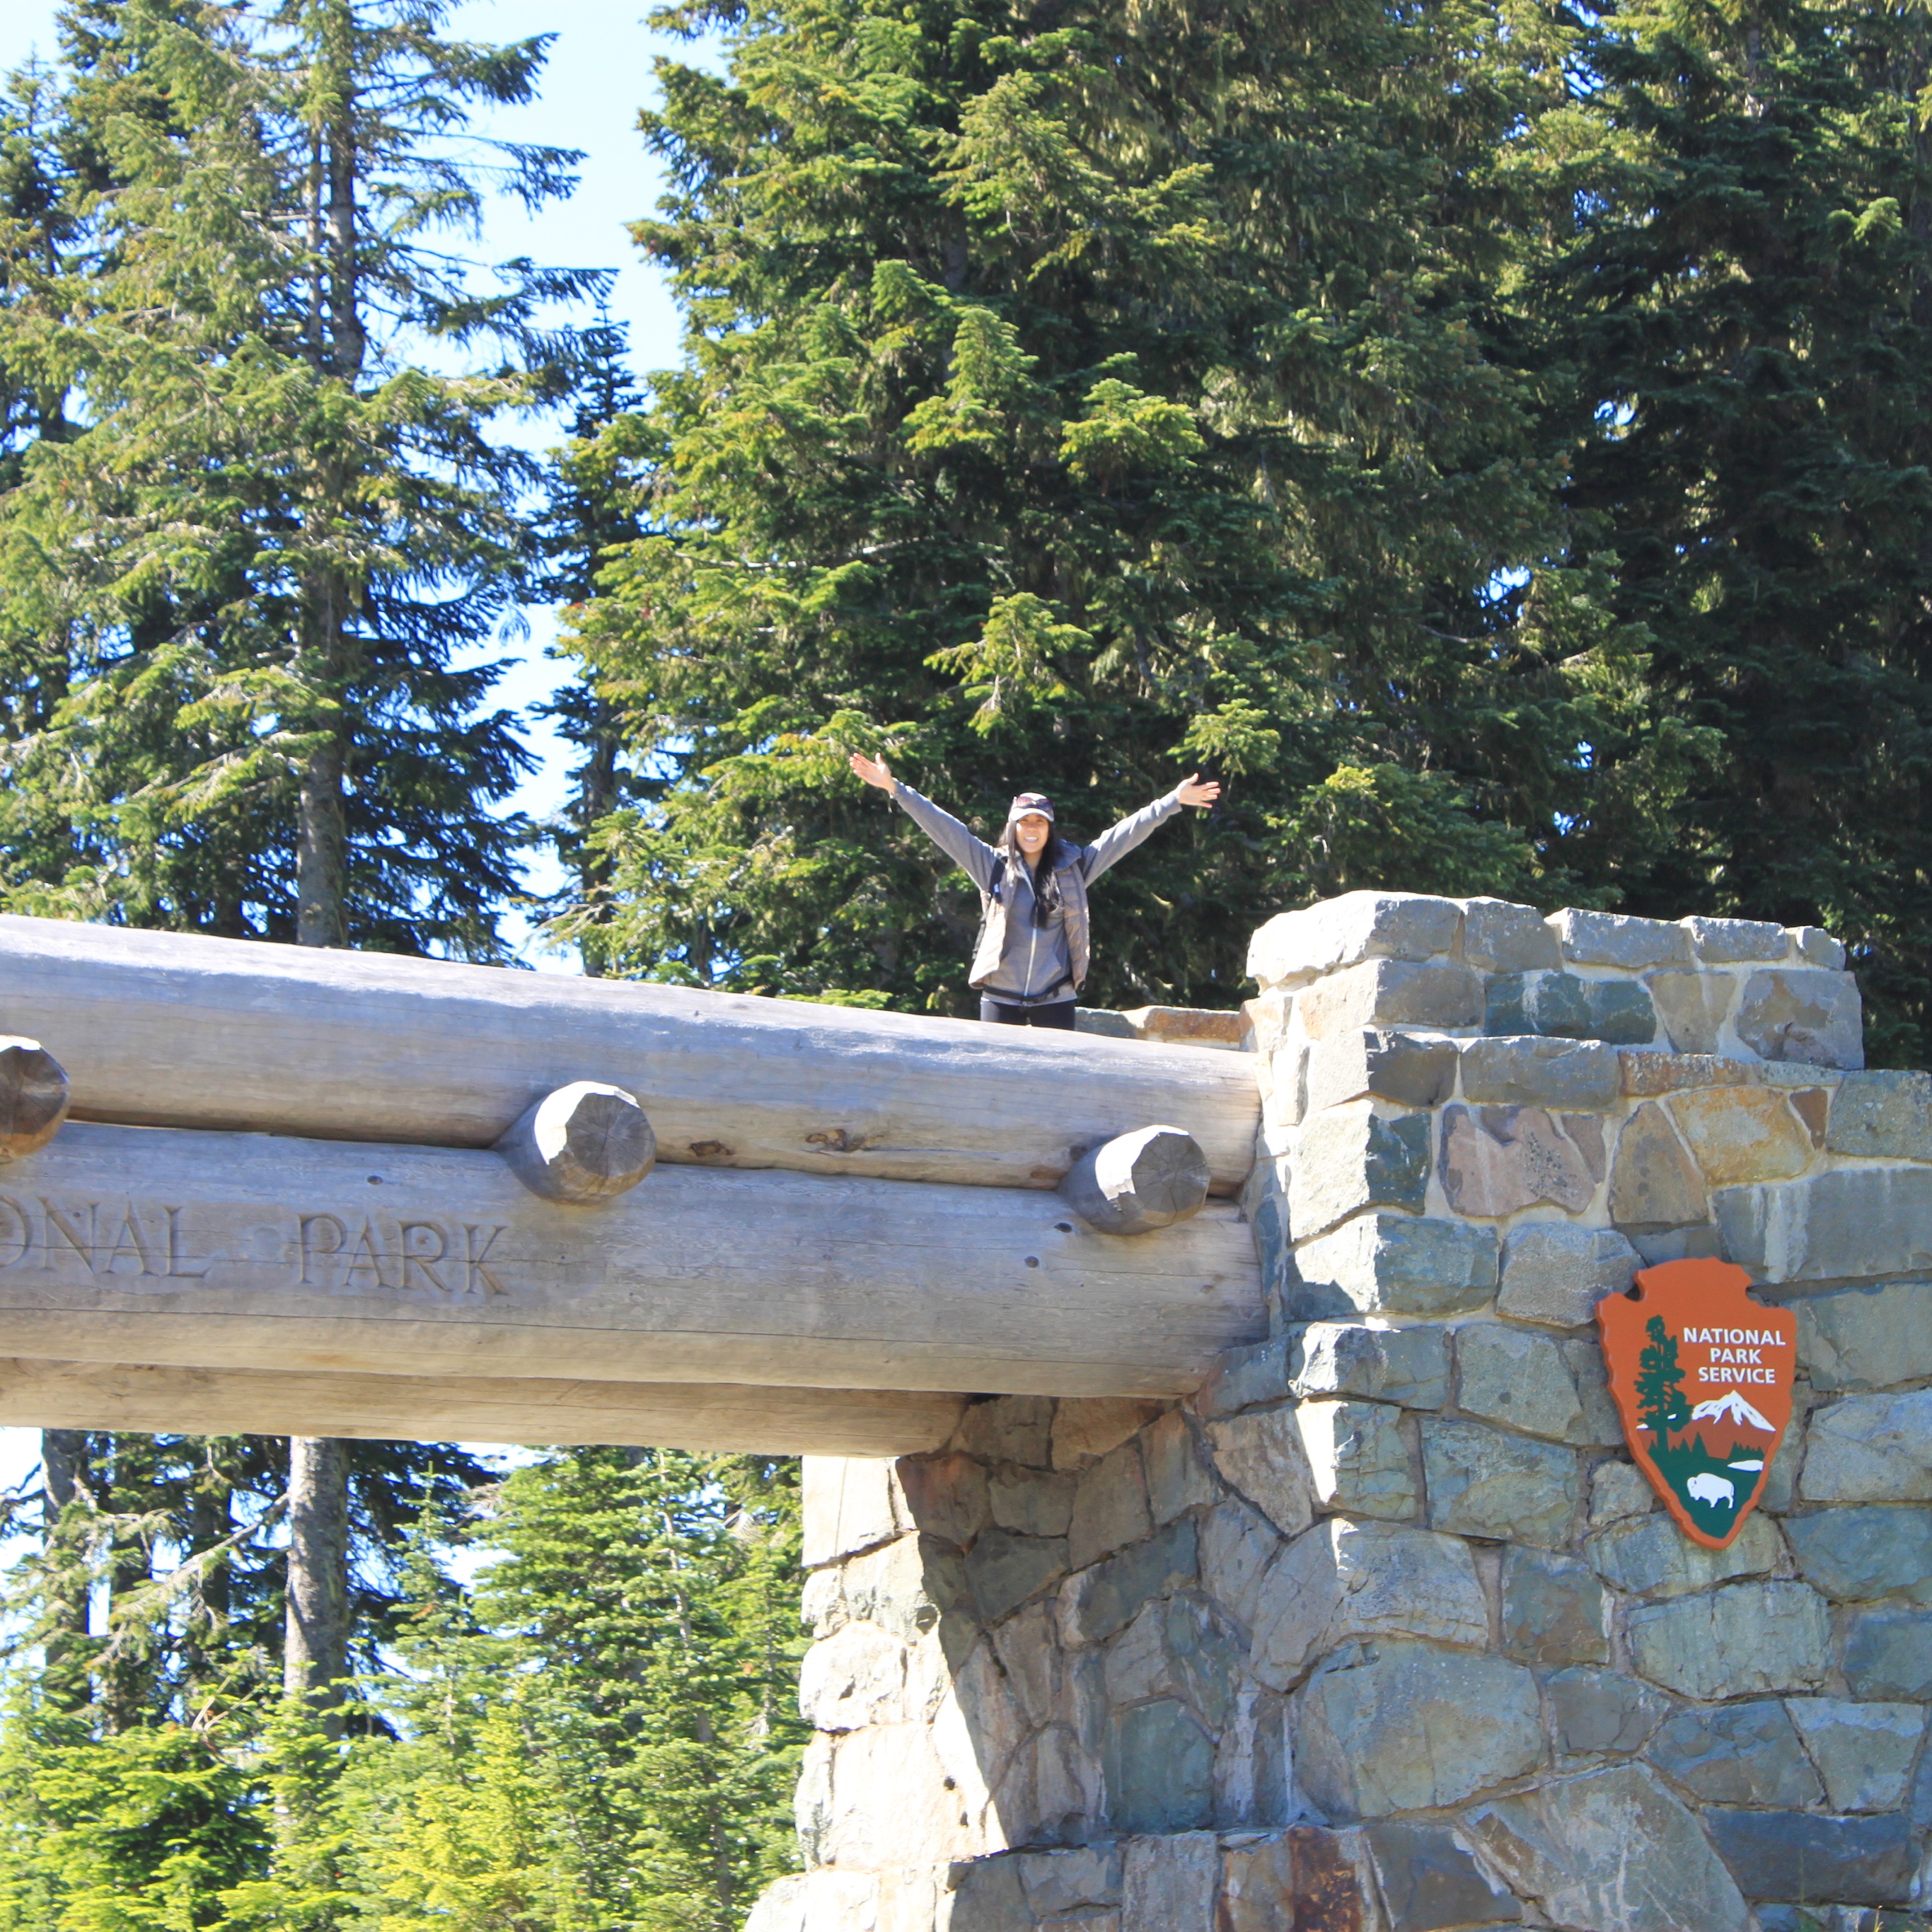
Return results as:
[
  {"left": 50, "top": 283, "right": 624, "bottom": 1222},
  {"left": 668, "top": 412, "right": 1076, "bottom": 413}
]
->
[{"left": 751, "top": 893, "right": 1931, "bottom": 1932}]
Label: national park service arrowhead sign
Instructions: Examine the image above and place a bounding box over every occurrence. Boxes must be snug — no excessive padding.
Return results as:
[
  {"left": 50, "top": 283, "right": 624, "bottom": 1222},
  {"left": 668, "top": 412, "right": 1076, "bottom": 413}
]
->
[{"left": 1597, "top": 1256, "right": 1796, "bottom": 1551}]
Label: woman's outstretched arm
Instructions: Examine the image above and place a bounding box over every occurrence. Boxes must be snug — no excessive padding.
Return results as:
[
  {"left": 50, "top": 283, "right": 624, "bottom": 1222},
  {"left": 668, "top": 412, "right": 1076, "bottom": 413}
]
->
[
  {"left": 1081, "top": 772, "right": 1223, "bottom": 883},
  {"left": 850, "top": 753, "right": 1000, "bottom": 891}
]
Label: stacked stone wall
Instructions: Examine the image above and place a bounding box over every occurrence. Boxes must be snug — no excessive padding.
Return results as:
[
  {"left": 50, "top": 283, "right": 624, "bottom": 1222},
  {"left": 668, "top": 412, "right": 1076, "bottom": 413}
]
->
[{"left": 751, "top": 893, "right": 1931, "bottom": 1932}]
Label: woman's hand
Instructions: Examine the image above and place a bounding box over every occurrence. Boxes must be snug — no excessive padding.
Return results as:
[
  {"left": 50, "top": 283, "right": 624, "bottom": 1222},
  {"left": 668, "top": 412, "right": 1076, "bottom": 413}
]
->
[
  {"left": 850, "top": 751, "right": 897, "bottom": 792},
  {"left": 1176, "top": 771, "right": 1222, "bottom": 809}
]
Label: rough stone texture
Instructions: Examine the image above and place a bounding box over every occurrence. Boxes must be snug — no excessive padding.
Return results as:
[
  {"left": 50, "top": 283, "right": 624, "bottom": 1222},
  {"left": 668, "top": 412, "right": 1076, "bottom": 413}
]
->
[
  {"left": 1703, "top": 1809, "right": 1917, "bottom": 1907},
  {"left": 1462, "top": 896, "right": 1562, "bottom": 974},
  {"left": 956, "top": 1394, "right": 1054, "bottom": 1467},
  {"left": 1791, "top": 924, "right": 1847, "bottom": 969},
  {"left": 1295, "top": 1399, "right": 1417, "bottom": 1519},
  {"left": 1667, "top": 1085, "right": 1813, "bottom": 1187},
  {"left": 1784, "top": 1699, "right": 1926, "bottom": 1812},
  {"left": 1684, "top": 915, "right": 1788, "bottom": 964},
  {"left": 1104, "top": 1699, "right": 1214, "bottom": 1832},
  {"left": 1198, "top": 1498, "right": 1279, "bottom": 1631},
  {"left": 896, "top": 1454, "right": 992, "bottom": 1549},
  {"left": 1457, "top": 1325, "right": 1591, "bottom": 1444},
  {"left": 1121, "top": 1831, "right": 1217, "bottom": 1932},
  {"left": 1438, "top": 1104, "right": 1596, "bottom": 1217},
  {"left": 1500, "top": 1546, "right": 1609, "bottom": 1666},
  {"left": 1287, "top": 1321, "right": 1449, "bottom": 1410},
  {"left": 804, "top": 1458, "right": 902, "bottom": 1567},
  {"left": 1290, "top": 1213, "right": 1498, "bottom": 1320},
  {"left": 1646, "top": 1700, "right": 1824, "bottom": 1807},
  {"left": 1799, "top": 1388, "right": 1932, "bottom": 1503},
  {"left": 1585, "top": 1509, "right": 1783, "bottom": 1600},
  {"left": 1015, "top": 1845, "right": 1121, "bottom": 1916},
  {"left": 1305, "top": 1029, "right": 1459, "bottom": 1115},
  {"left": 1645, "top": 970, "right": 1731, "bottom": 1055},
  {"left": 1734, "top": 967, "right": 1865, "bottom": 1069},
  {"left": 1193, "top": 1338, "right": 1291, "bottom": 1420},
  {"left": 1608, "top": 1102, "right": 1709, "bottom": 1232},
  {"left": 1421, "top": 1418, "right": 1580, "bottom": 1549},
  {"left": 1843, "top": 1607, "right": 1932, "bottom": 1699},
  {"left": 1587, "top": 1460, "right": 1657, "bottom": 1527},
  {"left": 1783, "top": 1505, "right": 1932, "bottom": 1603},
  {"left": 1467, "top": 1764, "right": 1753, "bottom": 1932},
  {"left": 1294, "top": 1640, "right": 1544, "bottom": 1819},
  {"left": 799, "top": 1619, "right": 911, "bottom": 1734},
  {"left": 1058, "top": 1517, "right": 1198, "bottom": 1648},
  {"left": 1716, "top": 1164, "right": 1932, "bottom": 1281},
  {"left": 1796, "top": 1280, "right": 1932, "bottom": 1392},
  {"left": 1140, "top": 1411, "right": 1216, "bottom": 1526},
  {"left": 1360, "top": 1820, "right": 1523, "bottom": 1931},
  {"left": 1067, "top": 1440, "right": 1153, "bottom": 1569},
  {"left": 1553, "top": 908, "right": 1694, "bottom": 971},
  {"left": 1289, "top": 1104, "right": 1432, "bottom": 1239},
  {"left": 1625, "top": 1582, "right": 1831, "bottom": 1699},
  {"left": 1546, "top": 1667, "right": 1667, "bottom": 1757},
  {"left": 1052, "top": 1398, "right": 1164, "bottom": 1471},
  {"left": 835, "top": 1533, "right": 965, "bottom": 1643},
  {"left": 1485, "top": 971, "right": 1659, "bottom": 1046},
  {"left": 1822, "top": 1068, "right": 1932, "bottom": 1159},
  {"left": 1498, "top": 1223, "right": 1642, "bottom": 1329},
  {"left": 1298, "top": 959, "right": 1483, "bottom": 1040},
  {"left": 966, "top": 1529, "right": 1070, "bottom": 1624},
  {"left": 1205, "top": 1407, "right": 1317, "bottom": 1538},
  {"left": 1459, "top": 1035, "right": 1622, "bottom": 1110},
  {"left": 1247, "top": 891, "right": 1464, "bottom": 990},
  {"left": 1251, "top": 1520, "right": 1489, "bottom": 1686},
  {"left": 989, "top": 1467, "right": 1077, "bottom": 1538}
]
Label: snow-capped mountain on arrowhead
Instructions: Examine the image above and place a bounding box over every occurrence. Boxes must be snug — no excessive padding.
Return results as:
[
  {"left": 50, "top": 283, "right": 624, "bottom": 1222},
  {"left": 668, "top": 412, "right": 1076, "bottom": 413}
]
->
[{"left": 1691, "top": 1389, "right": 1774, "bottom": 1433}]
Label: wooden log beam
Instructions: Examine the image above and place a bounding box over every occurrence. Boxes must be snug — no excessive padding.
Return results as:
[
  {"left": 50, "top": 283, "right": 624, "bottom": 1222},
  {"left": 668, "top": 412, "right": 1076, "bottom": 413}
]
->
[
  {"left": 1060, "top": 1126, "right": 1211, "bottom": 1235},
  {"left": 0, "top": 1357, "right": 965, "bottom": 1457},
  {"left": 0, "top": 1121, "right": 1264, "bottom": 1398},
  {"left": 494, "top": 1082, "right": 656, "bottom": 1203},
  {"left": 0, "top": 915, "right": 1258, "bottom": 1193},
  {"left": 0, "top": 1036, "right": 68, "bottom": 1158}
]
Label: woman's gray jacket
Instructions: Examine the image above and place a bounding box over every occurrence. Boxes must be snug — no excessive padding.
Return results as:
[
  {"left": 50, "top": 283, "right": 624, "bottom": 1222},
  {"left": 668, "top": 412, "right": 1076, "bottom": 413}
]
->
[{"left": 891, "top": 782, "right": 1185, "bottom": 1002}]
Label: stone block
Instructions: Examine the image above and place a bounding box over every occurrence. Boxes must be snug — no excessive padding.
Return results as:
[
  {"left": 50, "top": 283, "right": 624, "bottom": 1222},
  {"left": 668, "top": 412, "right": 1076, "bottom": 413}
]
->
[
  {"left": 1067, "top": 1440, "right": 1152, "bottom": 1570},
  {"left": 1141, "top": 1411, "right": 1217, "bottom": 1525},
  {"left": 1199, "top": 1497, "right": 1280, "bottom": 1630},
  {"left": 1298, "top": 958, "right": 1483, "bottom": 1039},
  {"left": 1560, "top": 1338, "right": 1625, "bottom": 1446},
  {"left": 1626, "top": 1581, "right": 1831, "bottom": 1699},
  {"left": 1790, "top": 925, "right": 1846, "bottom": 969},
  {"left": 1052, "top": 1398, "right": 1164, "bottom": 1471},
  {"left": 1296, "top": 1399, "right": 1417, "bottom": 1519},
  {"left": 1587, "top": 1459, "right": 1657, "bottom": 1527},
  {"left": 1545, "top": 1667, "right": 1667, "bottom": 1757},
  {"left": 1585, "top": 1508, "right": 1783, "bottom": 1600},
  {"left": 1421, "top": 1417, "right": 1580, "bottom": 1548},
  {"left": 1716, "top": 1165, "right": 1932, "bottom": 1282},
  {"left": 838, "top": 1532, "right": 968, "bottom": 1643},
  {"left": 1104, "top": 1698, "right": 1214, "bottom": 1834},
  {"left": 1499, "top": 1223, "right": 1641, "bottom": 1329},
  {"left": 1590, "top": 978, "right": 1662, "bottom": 1044},
  {"left": 1684, "top": 915, "right": 1788, "bottom": 963},
  {"left": 1783, "top": 1505, "right": 1932, "bottom": 1604},
  {"left": 1823, "top": 1068, "right": 1932, "bottom": 1159},
  {"left": 1360, "top": 1820, "right": 1522, "bottom": 1930},
  {"left": 1193, "top": 1335, "right": 1291, "bottom": 1419},
  {"left": 803, "top": 1457, "right": 901, "bottom": 1568},
  {"left": 1563, "top": 1109, "right": 1608, "bottom": 1177},
  {"left": 1797, "top": 1281, "right": 1932, "bottom": 1392},
  {"left": 1457, "top": 1325, "right": 1590, "bottom": 1443},
  {"left": 1786, "top": 1699, "right": 1927, "bottom": 1812},
  {"left": 1461, "top": 896, "right": 1561, "bottom": 974},
  {"left": 896, "top": 1453, "right": 993, "bottom": 1549},
  {"left": 1800, "top": 1389, "right": 1932, "bottom": 1503},
  {"left": 954, "top": 1394, "right": 1055, "bottom": 1467},
  {"left": 1553, "top": 908, "right": 1694, "bottom": 969},
  {"left": 1290, "top": 1103, "right": 1432, "bottom": 1239},
  {"left": 1290, "top": 1213, "right": 1499, "bottom": 1320},
  {"left": 1485, "top": 970, "right": 1659, "bottom": 1044},
  {"left": 1648, "top": 1699, "right": 1824, "bottom": 1807},
  {"left": 1644, "top": 969, "right": 1730, "bottom": 1055},
  {"left": 798, "top": 1619, "right": 909, "bottom": 1733},
  {"left": 1205, "top": 1406, "right": 1317, "bottom": 1538},
  {"left": 1295, "top": 1640, "right": 1544, "bottom": 1818},
  {"left": 1608, "top": 1102, "right": 1709, "bottom": 1231},
  {"left": 1305, "top": 1028, "right": 1459, "bottom": 1115},
  {"left": 1703, "top": 1809, "right": 1916, "bottom": 1907},
  {"left": 1247, "top": 891, "right": 1464, "bottom": 990},
  {"left": 1251, "top": 1519, "right": 1490, "bottom": 1686},
  {"left": 1467, "top": 1764, "right": 1752, "bottom": 1932},
  {"left": 1459, "top": 1034, "right": 1623, "bottom": 1109},
  {"left": 1120, "top": 1829, "right": 1217, "bottom": 1932},
  {"left": 1288, "top": 1320, "right": 1450, "bottom": 1409},
  {"left": 1438, "top": 1104, "right": 1597, "bottom": 1217},
  {"left": 1842, "top": 1606, "right": 1932, "bottom": 1700},
  {"left": 1735, "top": 968, "right": 1864, "bottom": 1069},
  {"left": 1668, "top": 1086, "right": 1813, "bottom": 1187},
  {"left": 988, "top": 1467, "right": 1077, "bottom": 1539},
  {"left": 964, "top": 1529, "right": 1068, "bottom": 1624},
  {"left": 1219, "top": 1830, "right": 1372, "bottom": 1932},
  {"left": 1015, "top": 1845, "right": 1121, "bottom": 1917},
  {"left": 1058, "top": 1517, "right": 1198, "bottom": 1647},
  {"left": 1501, "top": 1546, "right": 1609, "bottom": 1665}
]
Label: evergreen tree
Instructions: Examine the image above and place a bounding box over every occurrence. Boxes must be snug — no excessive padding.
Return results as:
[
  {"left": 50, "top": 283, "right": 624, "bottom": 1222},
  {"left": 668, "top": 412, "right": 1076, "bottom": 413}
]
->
[{"left": 1634, "top": 1314, "right": 1690, "bottom": 1444}]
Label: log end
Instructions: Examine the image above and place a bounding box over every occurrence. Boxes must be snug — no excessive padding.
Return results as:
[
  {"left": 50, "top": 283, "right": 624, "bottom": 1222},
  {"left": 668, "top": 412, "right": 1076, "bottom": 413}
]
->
[
  {"left": 1059, "top": 1124, "right": 1211, "bottom": 1236},
  {"left": 496, "top": 1082, "right": 656, "bottom": 1203},
  {"left": 0, "top": 1036, "right": 69, "bottom": 1159}
]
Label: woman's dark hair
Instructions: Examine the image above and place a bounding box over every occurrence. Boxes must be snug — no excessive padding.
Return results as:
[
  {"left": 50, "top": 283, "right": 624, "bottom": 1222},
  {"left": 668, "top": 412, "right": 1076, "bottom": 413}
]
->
[{"left": 995, "top": 819, "right": 1063, "bottom": 927}]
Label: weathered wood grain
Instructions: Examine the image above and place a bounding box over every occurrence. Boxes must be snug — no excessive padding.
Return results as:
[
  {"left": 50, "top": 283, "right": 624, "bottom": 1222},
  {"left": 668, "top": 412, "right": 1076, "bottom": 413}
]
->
[
  {"left": 1060, "top": 1125, "right": 1211, "bottom": 1235},
  {"left": 0, "top": 1036, "right": 68, "bottom": 1159},
  {"left": 0, "top": 1357, "right": 964, "bottom": 1456},
  {"left": 0, "top": 915, "right": 1259, "bottom": 1193},
  {"left": 0, "top": 1121, "right": 1264, "bottom": 1397},
  {"left": 495, "top": 1082, "right": 656, "bottom": 1203}
]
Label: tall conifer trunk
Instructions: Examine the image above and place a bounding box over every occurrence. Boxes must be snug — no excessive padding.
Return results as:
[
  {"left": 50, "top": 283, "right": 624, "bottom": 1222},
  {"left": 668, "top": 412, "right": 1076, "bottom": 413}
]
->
[
  {"left": 283, "top": 1435, "right": 350, "bottom": 1733},
  {"left": 40, "top": 1430, "right": 90, "bottom": 1709}
]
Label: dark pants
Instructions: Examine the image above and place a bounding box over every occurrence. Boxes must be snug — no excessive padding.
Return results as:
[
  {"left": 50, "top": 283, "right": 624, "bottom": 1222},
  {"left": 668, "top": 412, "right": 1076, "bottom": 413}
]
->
[{"left": 980, "top": 996, "right": 1077, "bottom": 1030}]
